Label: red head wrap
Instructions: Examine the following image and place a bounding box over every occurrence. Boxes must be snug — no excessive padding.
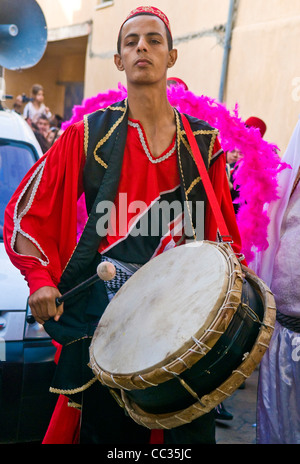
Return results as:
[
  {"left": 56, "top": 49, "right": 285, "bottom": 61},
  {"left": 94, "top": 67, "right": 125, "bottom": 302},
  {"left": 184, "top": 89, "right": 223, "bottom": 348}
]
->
[
  {"left": 245, "top": 117, "right": 267, "bottom": 138},
  {"left": 167, "top": 77, "right": 189, "bottom": 91},
  {"left": 118, "top": 6, "right": 172, "bottom": 40}
]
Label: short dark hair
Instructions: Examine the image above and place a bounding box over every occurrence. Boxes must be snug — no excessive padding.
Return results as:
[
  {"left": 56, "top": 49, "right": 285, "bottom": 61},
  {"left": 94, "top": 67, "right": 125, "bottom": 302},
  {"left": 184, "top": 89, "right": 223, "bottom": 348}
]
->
[
  {"left": 117, "top": 13, "right": 173, "bottom": 54},
  {"left": 37, "top": 114, "right": 50, "bottom": 123}
]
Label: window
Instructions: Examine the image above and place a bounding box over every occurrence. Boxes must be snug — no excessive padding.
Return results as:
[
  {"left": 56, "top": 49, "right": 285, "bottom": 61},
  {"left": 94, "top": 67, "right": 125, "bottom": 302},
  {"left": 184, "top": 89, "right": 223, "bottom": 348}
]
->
[
  {"left": 96, "top": 0, "right": 113, "bottom": 9},
  {"left": 0, "top": 141, "right": 37, "bottom": 239}
]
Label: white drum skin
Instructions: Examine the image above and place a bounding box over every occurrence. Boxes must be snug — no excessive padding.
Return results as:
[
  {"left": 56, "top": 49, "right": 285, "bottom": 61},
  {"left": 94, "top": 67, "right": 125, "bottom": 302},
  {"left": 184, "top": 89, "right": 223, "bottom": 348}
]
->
[{"left": 92, "top": 242, "right": 229, "bottom": 374}]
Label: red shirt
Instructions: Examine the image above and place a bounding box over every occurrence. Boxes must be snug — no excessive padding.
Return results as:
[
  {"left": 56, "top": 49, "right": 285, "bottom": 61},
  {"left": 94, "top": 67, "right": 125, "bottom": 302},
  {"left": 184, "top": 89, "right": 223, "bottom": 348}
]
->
[{"left": 99, "top": 118, "right": 183, "bottom": 262}]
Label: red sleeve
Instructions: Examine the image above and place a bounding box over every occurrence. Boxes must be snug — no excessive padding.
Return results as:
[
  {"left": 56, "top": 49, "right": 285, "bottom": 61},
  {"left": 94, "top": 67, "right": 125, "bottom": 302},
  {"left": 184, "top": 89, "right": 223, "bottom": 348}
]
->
[
  {"left": 3, "top": 122, "right": 85, "bottom": 294},
  {"left": 205, "top": 140, "right": 246, "bottom": 263}
]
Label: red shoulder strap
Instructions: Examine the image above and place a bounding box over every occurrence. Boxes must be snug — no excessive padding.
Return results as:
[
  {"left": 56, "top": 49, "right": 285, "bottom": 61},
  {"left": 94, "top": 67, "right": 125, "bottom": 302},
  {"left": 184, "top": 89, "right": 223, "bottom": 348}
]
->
[{"left": 181, "top": 114, "right": 231, "bottom": 242}]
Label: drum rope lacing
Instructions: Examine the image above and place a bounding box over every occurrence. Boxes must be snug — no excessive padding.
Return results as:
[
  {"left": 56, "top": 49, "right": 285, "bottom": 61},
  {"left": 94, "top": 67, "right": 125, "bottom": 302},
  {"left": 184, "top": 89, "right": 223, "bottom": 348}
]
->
[
  {"left": 162, "top": 371, "right": 207, "bottom": 410},
  {"left": 138, "top": 375, "right": 158, "bottom": 386},
  {"left": 241, "top": 302, "right": 274, "bottom": 331}
]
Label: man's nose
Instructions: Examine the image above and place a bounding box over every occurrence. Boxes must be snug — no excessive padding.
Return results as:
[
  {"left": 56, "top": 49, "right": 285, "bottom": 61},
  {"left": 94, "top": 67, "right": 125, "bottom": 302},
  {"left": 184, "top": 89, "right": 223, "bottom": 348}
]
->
[{"left": 137, "top": 36, "right": 148, "bottom": 51}]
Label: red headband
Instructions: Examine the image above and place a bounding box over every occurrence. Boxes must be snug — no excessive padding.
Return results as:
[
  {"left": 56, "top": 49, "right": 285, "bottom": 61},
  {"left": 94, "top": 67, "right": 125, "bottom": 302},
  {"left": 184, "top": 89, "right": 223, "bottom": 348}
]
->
[{"left": 119, "top": 6, "right": 172, "bottom": 39}]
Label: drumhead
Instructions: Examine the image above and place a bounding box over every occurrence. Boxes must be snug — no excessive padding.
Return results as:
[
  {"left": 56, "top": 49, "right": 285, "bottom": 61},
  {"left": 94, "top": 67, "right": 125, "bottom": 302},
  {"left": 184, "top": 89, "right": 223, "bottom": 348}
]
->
[{"left": 92, "top": 241, "right": 230, "bottom": 375}]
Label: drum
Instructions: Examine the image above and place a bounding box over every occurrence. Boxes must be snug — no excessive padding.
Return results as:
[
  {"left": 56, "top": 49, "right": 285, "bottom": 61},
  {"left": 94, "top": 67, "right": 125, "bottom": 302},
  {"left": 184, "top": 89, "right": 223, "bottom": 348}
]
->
[{"left": 89, "top": 241, "right": 276, "bottom": 429}]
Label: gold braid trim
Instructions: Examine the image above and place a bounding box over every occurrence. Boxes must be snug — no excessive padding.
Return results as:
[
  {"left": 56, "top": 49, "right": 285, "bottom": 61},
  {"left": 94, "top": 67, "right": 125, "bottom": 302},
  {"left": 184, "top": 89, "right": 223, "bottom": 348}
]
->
[
  {"left": 83, "top": 114, "right": 89, "bottom": 158},
  {"left": 65, "top": 335, "right": 93, "bottom": 346},
  {"left": 49, "top": 376, "right": 98, "bottom": 396},
  {"left": 181, "top": 127, "right": 219, "bottom": 196},
  {"left": 93, "top": 100, "right": 128, "bottom": 169},
  {"left": 207, "top": 130, "right": 219, "bottom": 167},
  {"left": 181, "top": 128, "right": 219, "bottom": 167},
  {"left": 67, "top": 400, "right": 82, "bottom": 410},
  {"left": 186, "top": 176, "right": 201, "bottom": 196},
  {"left": 94, "top": 154, "right": 108, "bottom": 169},
  {"left": 49, "top": 336, "right": 95, "bottom": 395}
]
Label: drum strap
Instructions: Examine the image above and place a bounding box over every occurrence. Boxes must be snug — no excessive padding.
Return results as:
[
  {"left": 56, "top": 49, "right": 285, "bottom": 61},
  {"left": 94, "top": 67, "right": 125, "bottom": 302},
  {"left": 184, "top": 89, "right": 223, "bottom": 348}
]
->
[
  {"left": 181, "top": 114, "right": 232, "bottom": 243},
  {"left": 276, "top": 311, "right": 300, "bottom": 333}
]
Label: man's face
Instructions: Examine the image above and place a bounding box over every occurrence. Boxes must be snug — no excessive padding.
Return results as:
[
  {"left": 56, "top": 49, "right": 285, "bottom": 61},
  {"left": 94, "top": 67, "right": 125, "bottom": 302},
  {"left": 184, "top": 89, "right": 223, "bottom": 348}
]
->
[
  {"left": 115, "top": 15, "right": 177, "bottom": 85},
  {"left": 37, "top": 119, "right": 50, "bottom": 136},
  {"left": 227, "top": 149, "right": 243, "bottom": 164}
]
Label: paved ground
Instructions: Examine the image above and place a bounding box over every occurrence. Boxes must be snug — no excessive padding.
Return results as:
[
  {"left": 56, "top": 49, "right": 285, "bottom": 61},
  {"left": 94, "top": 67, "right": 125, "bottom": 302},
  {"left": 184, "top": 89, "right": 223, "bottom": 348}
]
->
[{"left": 215, "top": 369, "right": 258, "bottom": 444}]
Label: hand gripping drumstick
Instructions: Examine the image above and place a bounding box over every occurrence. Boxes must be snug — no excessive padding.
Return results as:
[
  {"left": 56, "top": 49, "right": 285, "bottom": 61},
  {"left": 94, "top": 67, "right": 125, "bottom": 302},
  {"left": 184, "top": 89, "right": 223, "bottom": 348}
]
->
[{"left": 55, "top": 261, "right": 116, "bottom": 307}]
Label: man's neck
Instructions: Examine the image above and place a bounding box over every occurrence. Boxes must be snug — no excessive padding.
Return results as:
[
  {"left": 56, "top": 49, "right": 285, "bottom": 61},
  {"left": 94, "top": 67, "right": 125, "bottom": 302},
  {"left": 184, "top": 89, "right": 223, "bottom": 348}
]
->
[
  {"left": 127, "top": 83, "right": 176, "bottom": 158},
  {"left": 127, "top": 83, "right": 173, "bottom": 126}
]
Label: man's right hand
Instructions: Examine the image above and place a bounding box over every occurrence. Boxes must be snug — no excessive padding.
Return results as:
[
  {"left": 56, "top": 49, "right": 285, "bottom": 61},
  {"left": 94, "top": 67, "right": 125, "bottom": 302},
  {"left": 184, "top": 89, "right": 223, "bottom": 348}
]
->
[{"left": 28, "top": 286, "right": 64, "bottom": 325}]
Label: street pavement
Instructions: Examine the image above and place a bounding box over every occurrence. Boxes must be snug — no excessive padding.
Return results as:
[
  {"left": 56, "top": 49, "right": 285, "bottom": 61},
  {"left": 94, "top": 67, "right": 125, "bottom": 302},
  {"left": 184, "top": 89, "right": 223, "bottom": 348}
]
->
[{"left": 215, "top": 368, "right": 258, "bottom": 444}]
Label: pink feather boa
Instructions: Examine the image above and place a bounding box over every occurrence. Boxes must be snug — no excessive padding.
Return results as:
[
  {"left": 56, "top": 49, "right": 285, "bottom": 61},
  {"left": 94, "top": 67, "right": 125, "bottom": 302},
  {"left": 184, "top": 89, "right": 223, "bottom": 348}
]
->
[{"left": 63, "top": 83, "right": 287, "bottom": 263}]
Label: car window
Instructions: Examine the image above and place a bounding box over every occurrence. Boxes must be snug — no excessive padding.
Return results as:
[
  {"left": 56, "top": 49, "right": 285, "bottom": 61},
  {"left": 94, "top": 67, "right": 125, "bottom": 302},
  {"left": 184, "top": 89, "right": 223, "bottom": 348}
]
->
[{"left": 0, "top": 141, "right": 37, "bottom": 239}]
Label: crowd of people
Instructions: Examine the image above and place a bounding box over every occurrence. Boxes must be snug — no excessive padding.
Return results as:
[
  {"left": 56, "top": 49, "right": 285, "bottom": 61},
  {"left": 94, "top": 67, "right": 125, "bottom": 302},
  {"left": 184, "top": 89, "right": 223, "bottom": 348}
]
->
[
  {"left": 13, "top": 83, "right": 63, "bottom": 153},
  {"left": 3, "top": 5, "right": 300, "bottom": 446}
]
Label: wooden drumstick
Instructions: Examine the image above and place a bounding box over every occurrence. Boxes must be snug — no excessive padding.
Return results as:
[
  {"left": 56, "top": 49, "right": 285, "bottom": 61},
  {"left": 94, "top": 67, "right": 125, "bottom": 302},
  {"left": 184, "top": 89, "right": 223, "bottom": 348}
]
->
[{"left": 55, "top": 261, "right": 116, "bottom": 306}]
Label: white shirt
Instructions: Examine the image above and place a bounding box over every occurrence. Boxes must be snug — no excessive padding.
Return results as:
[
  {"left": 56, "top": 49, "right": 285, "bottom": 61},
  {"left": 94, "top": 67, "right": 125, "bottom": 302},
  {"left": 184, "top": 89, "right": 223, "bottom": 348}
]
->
[{"left": 23, "top": 101, "right": 52, "bottom": 122}]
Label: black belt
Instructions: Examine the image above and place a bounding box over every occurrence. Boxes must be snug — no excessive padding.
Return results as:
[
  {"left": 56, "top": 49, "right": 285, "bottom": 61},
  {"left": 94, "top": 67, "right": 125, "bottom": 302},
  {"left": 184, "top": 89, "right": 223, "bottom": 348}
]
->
[{"left": 276, "top": 311, "right": 300, "bottom": 333}]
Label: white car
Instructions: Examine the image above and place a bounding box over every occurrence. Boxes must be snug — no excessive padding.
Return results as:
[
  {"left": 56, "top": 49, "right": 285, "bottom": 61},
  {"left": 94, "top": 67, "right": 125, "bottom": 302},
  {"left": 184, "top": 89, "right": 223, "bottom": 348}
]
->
[{"left": 0, "top": 109, "right": 56, "bottom": 443}]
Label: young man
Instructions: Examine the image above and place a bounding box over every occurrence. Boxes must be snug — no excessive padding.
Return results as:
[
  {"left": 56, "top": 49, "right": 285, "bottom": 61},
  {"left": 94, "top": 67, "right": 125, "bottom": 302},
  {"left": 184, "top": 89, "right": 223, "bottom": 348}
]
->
[
  {"left": 4, "top": 7, "right": 243, "bottom": 444},
  {"left": 33, "top": 114, "right": 52, "bottom": 153}
]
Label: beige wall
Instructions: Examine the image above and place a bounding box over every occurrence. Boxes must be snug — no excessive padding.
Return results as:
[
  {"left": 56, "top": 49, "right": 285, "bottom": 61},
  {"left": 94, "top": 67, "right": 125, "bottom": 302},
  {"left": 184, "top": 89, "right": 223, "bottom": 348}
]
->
[
  {"left": 3, "top": 0, "right": 300, "bottom": 153},
  {"left": 37, "top": 0, "right": 95, "bottom": 29},
  {"left": 226, "top": 0, "right": 300, "bottom": 152},
  {"left": 84, "top": 0, "right": 229, "bottom": 99}
]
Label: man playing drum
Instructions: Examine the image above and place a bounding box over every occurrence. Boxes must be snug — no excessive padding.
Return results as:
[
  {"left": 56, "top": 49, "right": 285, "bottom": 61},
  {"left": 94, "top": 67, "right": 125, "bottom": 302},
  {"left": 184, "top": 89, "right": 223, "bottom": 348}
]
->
[{"left": 4, "top": 6, "right": 244, "bottom": 444}]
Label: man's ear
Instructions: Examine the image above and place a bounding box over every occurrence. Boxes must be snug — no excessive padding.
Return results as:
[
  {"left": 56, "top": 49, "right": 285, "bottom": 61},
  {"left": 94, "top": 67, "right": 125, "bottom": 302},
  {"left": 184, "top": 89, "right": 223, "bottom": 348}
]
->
[
  {"left": 167, "top": 49, "right": 178, "bottom": 69},
  {"left": 114, "top": 54, "right": 125, "bottom": 71}
]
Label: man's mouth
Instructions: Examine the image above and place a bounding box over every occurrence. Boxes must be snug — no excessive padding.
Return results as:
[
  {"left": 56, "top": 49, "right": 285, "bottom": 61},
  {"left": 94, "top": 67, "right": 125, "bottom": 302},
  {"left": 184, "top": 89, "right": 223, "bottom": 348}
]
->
[{"left": 135, "top": 58, "right": 152, "bottom": 67}]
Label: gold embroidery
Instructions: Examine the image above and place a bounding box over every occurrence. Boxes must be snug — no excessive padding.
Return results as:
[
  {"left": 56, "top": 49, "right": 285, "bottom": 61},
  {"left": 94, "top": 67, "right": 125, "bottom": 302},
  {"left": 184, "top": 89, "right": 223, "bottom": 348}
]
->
[
  {"left": 181, "top": 128, "right": 219, "bottom": 168},
  {"left": 193, "top": 129, "right": 218, "bottom": 136},
  {"left": 49, "top": 376, "right": 98, "bottom": 396},
  {"left": 93, "top": 100, "right": 128, "bottom": 169},
  {"left": 180, "top": 131, "right": 193, "bottom": 157},
  {"left": 125, "top": 7, "right": 171, "bottom": 32},
  {"left": 65, "top": 335, "right": 93, "bottom": 346},
  {"left": 67, "top": 400, "right": 82, "bottom": 410},
  {"left": 207, "top": 130, "right": 218, "bottom": 166},
  {"left": 83, "top": 114, "right": 89, "bottom": 158},
  {"left": 186, "top": 176, "right": 201, "bottom": 196},
  {"left": 94, "top": 153, "right": 108, "bottom": 169}
]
